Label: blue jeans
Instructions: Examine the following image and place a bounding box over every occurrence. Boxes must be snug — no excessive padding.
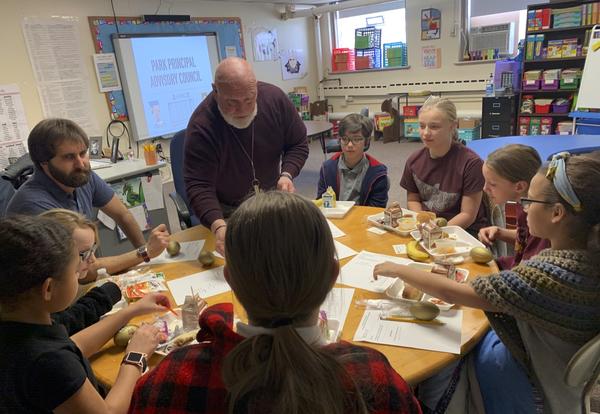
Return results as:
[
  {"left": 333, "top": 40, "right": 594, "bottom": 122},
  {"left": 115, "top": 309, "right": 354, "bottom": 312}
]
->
[{"left": 475, "top": 330, "right": 536, "bottom": 414}]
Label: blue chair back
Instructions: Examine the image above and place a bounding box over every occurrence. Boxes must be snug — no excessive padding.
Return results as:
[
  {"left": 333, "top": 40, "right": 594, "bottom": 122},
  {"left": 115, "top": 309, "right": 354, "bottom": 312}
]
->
[
  {"left": 169, "top": 129, "right": 200, "bottom": 227},
  {"left": 170, "top": 129, "right": 189, "bottom": 206}
]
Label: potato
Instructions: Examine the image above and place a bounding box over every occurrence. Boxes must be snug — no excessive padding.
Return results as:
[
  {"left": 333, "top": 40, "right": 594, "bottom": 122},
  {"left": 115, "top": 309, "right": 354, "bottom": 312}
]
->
[
  {"left": 402, "top": 284, "right": 424, "bottom": 301},
  {"left": 198, "top": 250, "right": 215, "bottom": 267},
  {"left": 113, "top": 324, "right": 138, "bottom": 347},
  {"left": 167, "top": 240, "right": 181, "bottom": 257},
  {"left": 470, "top": 247, "right": 493, "bottom": 264}
]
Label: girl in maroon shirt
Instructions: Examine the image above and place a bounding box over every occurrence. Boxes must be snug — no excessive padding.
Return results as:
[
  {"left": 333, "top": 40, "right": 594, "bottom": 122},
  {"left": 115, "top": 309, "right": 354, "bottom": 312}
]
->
[
  {"left": 478, "top": 144, "right": 550, "bottom": 269},
  {"left": 400, "top": 97, "right": 488, "bottom": 235}
]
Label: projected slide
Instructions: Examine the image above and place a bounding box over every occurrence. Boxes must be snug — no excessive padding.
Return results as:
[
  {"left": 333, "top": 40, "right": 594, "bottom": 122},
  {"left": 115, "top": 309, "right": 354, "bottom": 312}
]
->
[{"left": 129, "top": 36, "right": 214, "bottom": 138}]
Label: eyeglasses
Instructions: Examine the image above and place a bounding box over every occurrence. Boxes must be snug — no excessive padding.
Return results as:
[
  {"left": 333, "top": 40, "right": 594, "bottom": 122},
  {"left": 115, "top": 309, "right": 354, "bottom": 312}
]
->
[
  {"left": 339, "top": 136, "right": 365, "bottom": 145},
  {"left": 519, "top": 198, "right": 554, "bottom": 210},
  {"left": 79, "top": 243, "right": 98, "bottom": 263}
]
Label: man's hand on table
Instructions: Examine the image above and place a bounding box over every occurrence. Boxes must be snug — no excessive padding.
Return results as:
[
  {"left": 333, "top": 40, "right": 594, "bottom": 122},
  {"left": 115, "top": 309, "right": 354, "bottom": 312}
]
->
[
  {"left": 211, "top": 219, "right": 227, "bottom": 257},
  {"left": 147, "top": 224, "right": 170, "bottom": 258}
]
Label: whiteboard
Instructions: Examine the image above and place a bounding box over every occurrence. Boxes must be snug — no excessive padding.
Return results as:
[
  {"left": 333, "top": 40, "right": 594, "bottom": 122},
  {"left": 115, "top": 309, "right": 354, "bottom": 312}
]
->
[{"left": 576, "top": 26, "right": 600, "bottom": 111}]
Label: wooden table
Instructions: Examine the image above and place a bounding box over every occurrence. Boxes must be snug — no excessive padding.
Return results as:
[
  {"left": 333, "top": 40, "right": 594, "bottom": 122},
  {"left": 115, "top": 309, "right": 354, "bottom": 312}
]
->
[{"left": 90, "top": 206, "right": 496, "bottom": 387}]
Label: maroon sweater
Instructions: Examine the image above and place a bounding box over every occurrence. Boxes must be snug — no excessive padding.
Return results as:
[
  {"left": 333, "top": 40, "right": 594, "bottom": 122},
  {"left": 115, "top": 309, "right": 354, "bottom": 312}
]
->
[{"left": 184, "top": 82, "right": 309, "bottom": 227}]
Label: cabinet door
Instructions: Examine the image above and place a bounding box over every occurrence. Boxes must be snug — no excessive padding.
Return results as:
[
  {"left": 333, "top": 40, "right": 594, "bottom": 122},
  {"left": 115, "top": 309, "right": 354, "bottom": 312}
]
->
[{"left": 482, "top": 97, "right": 516, "bottom": 122}]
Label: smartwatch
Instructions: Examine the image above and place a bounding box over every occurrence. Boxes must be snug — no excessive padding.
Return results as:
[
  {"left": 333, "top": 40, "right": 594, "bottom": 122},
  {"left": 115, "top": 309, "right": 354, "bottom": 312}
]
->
[
  {"left": 136, "top": 245, "right": 150, "bottom": 263},
  {"left": 121, "top": 351, "right": 148, "bottom": 373}
]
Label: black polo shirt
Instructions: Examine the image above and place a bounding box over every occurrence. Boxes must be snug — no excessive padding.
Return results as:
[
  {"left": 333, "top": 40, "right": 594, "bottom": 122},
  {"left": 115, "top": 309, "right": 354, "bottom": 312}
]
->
[{"left": 0, "top": 320, "right": 99, "bottom": 413}]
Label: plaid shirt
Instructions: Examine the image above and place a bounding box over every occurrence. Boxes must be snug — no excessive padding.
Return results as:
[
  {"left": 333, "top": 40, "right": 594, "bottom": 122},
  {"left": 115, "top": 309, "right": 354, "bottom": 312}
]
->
[{"left": 129, "top": 303, "right": 422, "bottom": 414}]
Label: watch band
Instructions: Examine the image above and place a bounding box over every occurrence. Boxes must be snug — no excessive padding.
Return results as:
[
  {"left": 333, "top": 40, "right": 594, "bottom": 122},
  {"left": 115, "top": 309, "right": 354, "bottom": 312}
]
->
[
  {"left": 136, "top": 245, "right": 150, "bottom": 263},
  {"left": 121, "top": 351, "right": 148, "bottom": 373},
  {"left": 280, "top": 171, "right": 293, "bottom": 181}
]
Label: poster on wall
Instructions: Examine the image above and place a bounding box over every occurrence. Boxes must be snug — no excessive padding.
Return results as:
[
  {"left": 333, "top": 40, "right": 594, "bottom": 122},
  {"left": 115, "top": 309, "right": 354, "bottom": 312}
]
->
[
  {"left": 252, "top": 28, "right": 279, "bottom": 61},
  {"left": 421, "top": 8, "right": 441, "bottom": 40},
  {"left": 22, "top": 17, "right": 99, "bottom": 135},
  {"left": 280, "top": 49, "right": 306, "bottom": 80},
  {"left": 422, "top": 46, "right": 441, "bottom": 69},
  {"left": 93, "top": 53, "right": 122, "bottom": 92}
]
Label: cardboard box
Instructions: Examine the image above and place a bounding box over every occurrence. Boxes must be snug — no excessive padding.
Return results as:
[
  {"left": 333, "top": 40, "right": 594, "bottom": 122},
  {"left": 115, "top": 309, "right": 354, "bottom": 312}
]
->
[{"left": 458, "top": 118, "right": 481, "bottom": 129}]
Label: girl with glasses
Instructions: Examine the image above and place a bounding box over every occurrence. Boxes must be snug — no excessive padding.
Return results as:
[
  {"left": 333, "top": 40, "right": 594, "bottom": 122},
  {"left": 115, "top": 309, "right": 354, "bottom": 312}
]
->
[
  {"left": 40, "top": 209, "right": 170, "bottom": 335},
  {"left": 317, "top": 113, "right": 389, "bottom": 207},
  {"left": 478, "top": 144, "right": 549, "bottom": 270},
  {"left": 400, "top": 97, "right": 488, "bottom": 235},
  {"left": 40, "top": 209, "right": 170, "bottom": 284},
  {"left": 373, "top": 153, "right": 600, "bottom": 413}
]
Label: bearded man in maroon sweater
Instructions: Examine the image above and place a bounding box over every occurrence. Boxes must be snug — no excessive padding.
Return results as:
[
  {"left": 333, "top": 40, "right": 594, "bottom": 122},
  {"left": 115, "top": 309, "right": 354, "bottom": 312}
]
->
[{"left": 184, "top": 58, "right": 308, "bottom": 255}]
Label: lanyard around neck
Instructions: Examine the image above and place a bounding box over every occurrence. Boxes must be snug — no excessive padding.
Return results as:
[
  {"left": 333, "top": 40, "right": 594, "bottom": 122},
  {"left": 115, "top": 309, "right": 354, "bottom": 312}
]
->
[{"left": 228, "top": 122, "right": 260, "bottom": 194}]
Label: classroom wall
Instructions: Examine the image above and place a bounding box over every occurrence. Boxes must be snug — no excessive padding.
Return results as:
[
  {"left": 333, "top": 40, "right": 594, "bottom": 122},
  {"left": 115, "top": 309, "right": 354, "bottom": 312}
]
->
[
  {"left": 0, "top": 0, "right": 318, "bottom": 139},
  {"left": 319, "top": 0, "right": 497, "bottom": 117}
]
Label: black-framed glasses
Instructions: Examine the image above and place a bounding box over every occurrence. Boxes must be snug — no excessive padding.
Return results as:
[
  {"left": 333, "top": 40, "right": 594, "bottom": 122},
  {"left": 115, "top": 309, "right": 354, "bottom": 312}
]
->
[
  {"left": 79, "top": 243, "right": 98, "bottom": 263},
  {"left": 339, "top": 136, "right": 365, "bottom": 145},
  {"left": 519, "top": 198, "right": 554, "bottom": 210}
]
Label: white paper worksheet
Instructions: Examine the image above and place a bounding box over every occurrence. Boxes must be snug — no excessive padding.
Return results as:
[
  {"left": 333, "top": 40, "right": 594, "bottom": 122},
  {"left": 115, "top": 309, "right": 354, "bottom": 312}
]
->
[
  {"left": 320, "top": 288, "right": 355, "bottom": 334},
  {"left": 334, "top": 240, "right": 357, "bottom": 260},
  {"left": 339, "top": 251, "right": 413, "bottom": 292},
  {"left": 327, "top": 219, "right": 345, "bottom": 239},
  {"left": 167, "top": 266, "right": 231, "bottom": 305},
  {"left": 140, "top": 240, "right": 205, "bottom": 266},
  {"left": 354, "top": 309, "right": 463, "bottom": 354}
]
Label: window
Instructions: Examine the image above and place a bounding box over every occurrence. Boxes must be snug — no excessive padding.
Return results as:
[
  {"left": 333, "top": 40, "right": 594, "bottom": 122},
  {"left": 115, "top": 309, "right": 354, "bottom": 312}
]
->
[
  {"left": 335, "top": 1, "right": 406, "bottom": 49},
  {"left": 466, "top": 0, "right": 549, "bottom": 58},
  {"left": 332, "top": 0, "right": 407, "bottom": 70}
]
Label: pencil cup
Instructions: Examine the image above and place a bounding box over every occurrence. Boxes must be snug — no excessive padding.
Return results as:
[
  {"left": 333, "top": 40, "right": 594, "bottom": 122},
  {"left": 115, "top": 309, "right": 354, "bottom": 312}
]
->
[{"left": 143, "top": 148, "right": 158, "bottom": 165}]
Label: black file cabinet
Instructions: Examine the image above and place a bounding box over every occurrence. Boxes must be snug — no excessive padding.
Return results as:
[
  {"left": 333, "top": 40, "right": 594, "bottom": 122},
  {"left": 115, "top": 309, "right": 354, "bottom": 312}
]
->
[{"left": 481, "top": 96, "right": 517, "bottom": 138}]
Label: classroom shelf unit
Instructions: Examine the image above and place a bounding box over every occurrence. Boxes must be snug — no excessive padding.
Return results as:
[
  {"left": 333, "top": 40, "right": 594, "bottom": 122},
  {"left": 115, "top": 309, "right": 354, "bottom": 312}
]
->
[{"left": 518, "top": 0, "right": 600, "bottom": 136}]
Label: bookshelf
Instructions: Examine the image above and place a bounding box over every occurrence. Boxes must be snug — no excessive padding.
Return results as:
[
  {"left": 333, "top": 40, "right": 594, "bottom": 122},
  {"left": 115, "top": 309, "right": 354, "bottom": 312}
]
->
[{"left": 518, "top": 0, "right": 600, "bottom": 136}]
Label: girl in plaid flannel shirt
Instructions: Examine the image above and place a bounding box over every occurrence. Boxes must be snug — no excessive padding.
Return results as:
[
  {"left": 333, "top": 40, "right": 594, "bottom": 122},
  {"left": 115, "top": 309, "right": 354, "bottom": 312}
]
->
[{"left": 129, "top": 191, "right": 422, "bottom": 414}]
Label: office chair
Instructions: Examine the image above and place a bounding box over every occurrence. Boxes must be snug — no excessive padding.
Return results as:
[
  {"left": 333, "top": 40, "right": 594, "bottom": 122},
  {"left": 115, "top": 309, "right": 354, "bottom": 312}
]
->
[
  {"left": 168, "top": 129, "right": 200, "bottom": 229},
  {"left": 564, "top": 332, "right": 600, "bottom": 414},
  {"left": 1, "top": 153, "right": 34, "bottom": 189}
]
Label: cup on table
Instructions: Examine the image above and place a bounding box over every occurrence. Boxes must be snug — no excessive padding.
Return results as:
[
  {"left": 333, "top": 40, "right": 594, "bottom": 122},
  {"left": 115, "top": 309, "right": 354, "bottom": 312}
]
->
[{"left": 143, "top": 144, "right": 158, "bottom": 165}]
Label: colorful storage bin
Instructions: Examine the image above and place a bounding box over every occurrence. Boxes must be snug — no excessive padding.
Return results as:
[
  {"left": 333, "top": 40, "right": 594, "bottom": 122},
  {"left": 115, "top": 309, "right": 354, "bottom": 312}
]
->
[
  {"left": 523, "top": 80, "right": 541, "bottom": 91},
  {"left": 354, "top": 27, "right": 382, "bottom": 50},
  {"left": 383, "top": 42, "right": 408, "bottom": 67},
  {"left": 404, "top": 118, "right": 420, "bottom": 140},
  {"left": 332, "top": 48, "right": 355, "bottom": 72},
  {"left": 355, "top": 48, "right": 382, "bottom": 70},
  {"left": 402, "top": 105, "right": 421, "bottom": 117},
  {"left": 458, "top": 127, "right": 481, "bottom": 142}
]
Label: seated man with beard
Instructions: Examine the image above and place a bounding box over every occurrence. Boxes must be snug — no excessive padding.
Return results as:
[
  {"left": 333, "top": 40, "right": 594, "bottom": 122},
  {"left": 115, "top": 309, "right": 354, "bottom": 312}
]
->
[
  {"left": 6, "top": 118, "right": 148, "bottom": 253},
  {"left": 184, "top": 57, "right": 309, "bottom": 255}
]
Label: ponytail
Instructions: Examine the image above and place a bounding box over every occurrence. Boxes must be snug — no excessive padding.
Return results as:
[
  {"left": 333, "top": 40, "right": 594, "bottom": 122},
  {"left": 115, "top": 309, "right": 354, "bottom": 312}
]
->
[
  {"left": 222, "top": 327, "right": 367, "bottom": 414},
  {"left": 223, "top": 192, "right": 369, "bottom": 414}
]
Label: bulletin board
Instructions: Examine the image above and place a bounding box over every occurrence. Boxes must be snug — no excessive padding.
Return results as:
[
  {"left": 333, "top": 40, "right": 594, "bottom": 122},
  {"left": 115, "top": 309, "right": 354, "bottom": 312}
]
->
[{"left": 88, "top": 16, "right": 245, "bottom": 120}]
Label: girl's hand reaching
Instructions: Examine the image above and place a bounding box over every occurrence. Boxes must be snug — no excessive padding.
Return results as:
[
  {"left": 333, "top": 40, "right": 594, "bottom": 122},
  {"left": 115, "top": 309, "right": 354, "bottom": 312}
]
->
[
  {"left": 130, "top": 292, "right": 173, "bottom": 317},
  {"left": 125, "top": 323, "right": 164, "bottom": 357},
  {"left": 372, "top": 262, "right": 405, "bottom": 280}
]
